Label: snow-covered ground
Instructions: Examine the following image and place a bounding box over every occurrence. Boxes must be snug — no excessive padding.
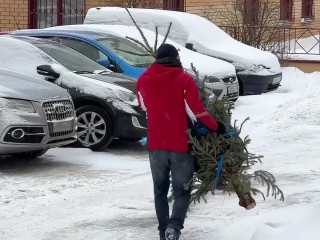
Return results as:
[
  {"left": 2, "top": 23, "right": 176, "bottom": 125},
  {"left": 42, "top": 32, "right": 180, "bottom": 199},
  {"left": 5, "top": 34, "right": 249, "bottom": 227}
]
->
[{"left": 1, "top": 67, "right": 320, "bottom": 239}]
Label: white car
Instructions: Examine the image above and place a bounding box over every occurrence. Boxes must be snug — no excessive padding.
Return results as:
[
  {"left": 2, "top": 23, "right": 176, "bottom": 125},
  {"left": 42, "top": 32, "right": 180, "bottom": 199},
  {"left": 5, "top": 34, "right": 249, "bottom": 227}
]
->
[
  {"left": 84, "top": 7, "right": 282, "bottom": 95},
  {"left": 45, "top": 24, "right": 239, "bottom": 101}
]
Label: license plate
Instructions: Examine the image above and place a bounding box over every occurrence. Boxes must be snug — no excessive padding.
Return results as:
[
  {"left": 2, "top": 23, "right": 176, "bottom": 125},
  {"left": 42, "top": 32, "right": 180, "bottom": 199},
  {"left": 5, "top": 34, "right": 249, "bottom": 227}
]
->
[
  {"left": 228, "top": 86, "right": 238, "bottom": 94},
  {"left": 50, "top": 120, "right": 74, "bottom": 133},
  {"left": 272, "top": 76, "right": 281, "bottom": 84}
]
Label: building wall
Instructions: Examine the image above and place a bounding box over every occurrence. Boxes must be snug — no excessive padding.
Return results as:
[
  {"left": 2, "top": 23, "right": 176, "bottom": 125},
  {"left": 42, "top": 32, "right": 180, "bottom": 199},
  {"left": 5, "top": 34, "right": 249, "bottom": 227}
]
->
[
  {"left": 2, "top": 0, "right": 320, "bottom": 32},
  {"left": 0, "top": 0, "right": 28, "bottom": 32}
]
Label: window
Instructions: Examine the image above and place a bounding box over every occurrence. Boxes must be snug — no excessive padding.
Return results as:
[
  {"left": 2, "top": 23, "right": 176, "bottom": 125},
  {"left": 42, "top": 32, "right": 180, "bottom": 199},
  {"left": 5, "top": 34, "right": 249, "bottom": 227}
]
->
[
  {"left": 29, "top": 0, "right": 85, "bottom": 29},
  {"left": 301, "top": 0, "right": 314, "bottom": 19},
  {"left": 280, "top": 0, "right": 294, "bottom": 22},
  {"left": 163, "top": 0, "right": 185, "bottom": 11},
  {"left": 56, "top": 38, "right": 120, "bottom": 72},
  {"left": 35, "top": 43, "right": 107, "bottom": 73},
  {"left": 244, "top": 0, "right": 260, "bottom": 24},
  {"left": 98, "top": 38, "right": 155, "bottom": 67}
]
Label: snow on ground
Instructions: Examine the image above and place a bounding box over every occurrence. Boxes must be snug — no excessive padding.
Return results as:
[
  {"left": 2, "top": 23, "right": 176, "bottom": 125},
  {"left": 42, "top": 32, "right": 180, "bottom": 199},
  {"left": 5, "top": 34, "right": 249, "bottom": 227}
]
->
[{"left": 1, "top": 67, "right": 320, "bottom": 239}]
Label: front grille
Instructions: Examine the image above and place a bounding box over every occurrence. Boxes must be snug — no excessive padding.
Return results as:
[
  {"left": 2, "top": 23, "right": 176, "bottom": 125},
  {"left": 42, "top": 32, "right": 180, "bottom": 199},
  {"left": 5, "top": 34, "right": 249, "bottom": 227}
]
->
[
  {"left": 267, "top": 83, "right": 280, "bottom": 91},
  {"left": 225, "top": 92, "right": 238, "bottom": 99},
  {"left": 42, "top": 99, "right": 74, "bottom": 121},
  {"left": 49, "top": 130, "right": 74, "bottom": 138},
  {"left": 47, "top": 137, "right": 76, "bottom": 145}
]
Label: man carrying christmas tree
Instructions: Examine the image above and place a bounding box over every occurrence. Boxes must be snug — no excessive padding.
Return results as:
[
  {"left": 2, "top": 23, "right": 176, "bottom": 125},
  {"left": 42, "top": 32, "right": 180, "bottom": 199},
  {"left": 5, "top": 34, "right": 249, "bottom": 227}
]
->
[{"left": 136, "top": 43, "right": 225, "bottom": 240}]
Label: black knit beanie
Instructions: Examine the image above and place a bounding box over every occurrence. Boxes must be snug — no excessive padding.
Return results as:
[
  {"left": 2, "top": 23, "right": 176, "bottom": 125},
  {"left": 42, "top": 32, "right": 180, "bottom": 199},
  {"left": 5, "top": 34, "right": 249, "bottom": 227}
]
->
[{"left": 156, "top": 44, "right": 179, "bottom": 60}]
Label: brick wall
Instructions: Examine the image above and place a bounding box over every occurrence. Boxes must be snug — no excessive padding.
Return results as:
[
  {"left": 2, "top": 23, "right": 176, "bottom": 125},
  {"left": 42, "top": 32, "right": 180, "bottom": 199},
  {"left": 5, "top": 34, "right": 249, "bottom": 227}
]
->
[
  {"left": 86, "top": 0, "right": 163, "bottom": 10},
  {"left": 1, "top": 0, "right": 320, "bottom": 35},
  {"left": 0, "top": 0, "right": 28, "bottom": 32},
  {"left": 292, "top": 0, "right": 320, "bottom": 28}
]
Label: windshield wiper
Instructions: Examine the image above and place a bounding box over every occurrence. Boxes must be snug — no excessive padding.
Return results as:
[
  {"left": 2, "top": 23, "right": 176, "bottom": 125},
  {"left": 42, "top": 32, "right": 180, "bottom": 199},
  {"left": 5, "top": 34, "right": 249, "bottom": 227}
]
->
[
  {"left": 95, "top": 70, "right": 113, "bottom": 75},
  {"left": 73, "top": 70, "right": 94, "bottom": 74},
  {"left": 133, "top": 63, "right": 152, "bottom": 67}
]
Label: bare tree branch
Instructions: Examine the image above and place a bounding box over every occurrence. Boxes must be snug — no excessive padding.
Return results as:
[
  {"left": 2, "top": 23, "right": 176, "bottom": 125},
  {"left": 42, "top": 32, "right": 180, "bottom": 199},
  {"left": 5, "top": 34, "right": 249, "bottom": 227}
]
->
[
  {"left": 125, "top": 36, "right": 154, "bottom": 55},
  {"left": 154, "top": 26, "right": 159, "bottom": 51},
  {"left": 161, "top": 22, "right": 172, "bottom": 45},
  {"left": 125, "top": 8, "right": 153, "bottom": 53}
]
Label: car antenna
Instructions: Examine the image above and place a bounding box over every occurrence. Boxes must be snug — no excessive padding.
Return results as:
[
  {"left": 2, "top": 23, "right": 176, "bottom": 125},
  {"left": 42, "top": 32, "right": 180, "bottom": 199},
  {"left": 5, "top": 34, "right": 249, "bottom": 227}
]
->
[{"left": 9, "top": 7, "right": 20, "bottom": 30}]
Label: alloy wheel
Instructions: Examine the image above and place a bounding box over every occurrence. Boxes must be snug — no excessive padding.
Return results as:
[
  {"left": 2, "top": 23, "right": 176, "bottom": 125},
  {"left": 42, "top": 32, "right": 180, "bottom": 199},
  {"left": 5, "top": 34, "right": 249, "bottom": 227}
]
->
[{"left": 76, "top": 111, "right": 107, "bottom": 147}]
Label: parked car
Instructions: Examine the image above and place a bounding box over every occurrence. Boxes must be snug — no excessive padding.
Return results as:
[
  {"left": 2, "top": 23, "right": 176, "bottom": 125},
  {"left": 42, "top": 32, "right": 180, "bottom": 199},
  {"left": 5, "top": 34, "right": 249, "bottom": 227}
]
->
[
  {"left": 84, "top": 7, "right": 282, "bottom": 95},
  {"left": 12, "top": 27, "right": 239, "bottom": 101},
  {"left": 0, "top": 36, "right": 147, "bottom": 150},
  {"left": 0, "top": 69, "right": 77, "bottom": 159}
]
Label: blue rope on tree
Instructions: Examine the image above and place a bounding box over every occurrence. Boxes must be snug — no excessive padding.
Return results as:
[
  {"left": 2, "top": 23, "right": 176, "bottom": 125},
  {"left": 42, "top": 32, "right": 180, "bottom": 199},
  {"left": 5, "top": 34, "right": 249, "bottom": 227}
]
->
[{"left": 213, "top": 127, "right": 238, "bottom": 189}]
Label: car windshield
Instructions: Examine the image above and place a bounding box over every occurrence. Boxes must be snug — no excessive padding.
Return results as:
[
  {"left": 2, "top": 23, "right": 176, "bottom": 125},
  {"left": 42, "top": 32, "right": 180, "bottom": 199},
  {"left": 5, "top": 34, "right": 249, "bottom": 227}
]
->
[
  {"left": 35, "top": 42, "right": 107, "bottom": 73},
  {"left": 98, "top": 37, "right": 155, "bottom": 67}
]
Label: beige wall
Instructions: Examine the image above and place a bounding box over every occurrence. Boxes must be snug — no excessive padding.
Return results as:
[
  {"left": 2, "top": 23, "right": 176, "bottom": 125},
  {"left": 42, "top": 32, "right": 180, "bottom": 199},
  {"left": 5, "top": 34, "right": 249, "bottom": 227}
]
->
[
  {"left": 282, "top": 59, "right": 320, "bottom": 72},
  {"left": 0, "top": 0, "right": 28, "bottom": 32}
]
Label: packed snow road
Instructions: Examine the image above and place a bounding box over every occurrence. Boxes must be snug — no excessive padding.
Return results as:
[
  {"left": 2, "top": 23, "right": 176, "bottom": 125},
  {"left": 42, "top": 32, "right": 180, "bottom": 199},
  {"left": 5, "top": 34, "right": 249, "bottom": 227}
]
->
[
  {"left": 0, "top": 141, "right": 153, "bottom": 240},
  {"left": 1, "top": 68, "right": 320, "bottom": 240}
]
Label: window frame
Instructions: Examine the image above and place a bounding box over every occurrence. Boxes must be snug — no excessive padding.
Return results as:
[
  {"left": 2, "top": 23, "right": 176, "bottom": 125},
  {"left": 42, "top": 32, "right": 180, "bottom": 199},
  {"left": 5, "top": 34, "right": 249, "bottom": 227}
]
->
[
  {"left": 280, "top": 0, "right": 294, "bottom": 22},
  {"left": 301, "top": 0, "right": 314, "bottom": 20},
  {"left": 163, "top": 0, "right": 185, "bottom": 11},
  {"left": 28, "top": 0, "right": 86, "bottom": 29},
  {"left": 243, "top": 0, "right": 260, "bottom": 25}
]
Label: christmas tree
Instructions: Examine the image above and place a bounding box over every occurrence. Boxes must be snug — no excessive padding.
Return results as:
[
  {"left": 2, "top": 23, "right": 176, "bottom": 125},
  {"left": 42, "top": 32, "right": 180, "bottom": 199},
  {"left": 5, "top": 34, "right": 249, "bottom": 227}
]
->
[{"left": 188, "top": 65, "right": 284, "bottom": 209}]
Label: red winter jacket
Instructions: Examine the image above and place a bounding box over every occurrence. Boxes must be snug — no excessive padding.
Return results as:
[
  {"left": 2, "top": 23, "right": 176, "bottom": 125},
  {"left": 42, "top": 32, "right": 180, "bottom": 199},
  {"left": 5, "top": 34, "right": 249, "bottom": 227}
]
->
[{"left": 137, "top": 64, "right": 218, "bottom": 153}]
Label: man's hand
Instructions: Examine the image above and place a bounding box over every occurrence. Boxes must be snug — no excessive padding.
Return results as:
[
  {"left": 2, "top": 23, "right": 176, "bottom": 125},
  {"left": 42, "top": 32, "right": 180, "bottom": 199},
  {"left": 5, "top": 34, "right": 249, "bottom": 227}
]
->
[{"left": 216, "top": 121, "right": 226, "bottom": 135}]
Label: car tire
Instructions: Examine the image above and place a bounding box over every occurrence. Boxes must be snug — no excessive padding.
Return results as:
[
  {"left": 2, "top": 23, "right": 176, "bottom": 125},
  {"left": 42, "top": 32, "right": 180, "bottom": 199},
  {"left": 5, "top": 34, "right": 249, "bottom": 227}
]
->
[
  {"left": 75, "top": 105, "right": 113, "bottom": 151},
  {"left": 11, "top": 149, "right": 48, "bottom": 160}
]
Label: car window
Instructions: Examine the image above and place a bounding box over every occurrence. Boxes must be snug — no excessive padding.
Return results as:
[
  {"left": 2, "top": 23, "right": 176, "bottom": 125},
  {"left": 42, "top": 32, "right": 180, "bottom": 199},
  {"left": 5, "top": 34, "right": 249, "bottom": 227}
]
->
[
  {"left": 98, "top": 37, "right": 155, "bottom": 67},
  {"left": 35, "top": 42, "right": 107, "bottom": 73},
  {"left": 57, "top": 38, "right": 122, "bottom": 72}
]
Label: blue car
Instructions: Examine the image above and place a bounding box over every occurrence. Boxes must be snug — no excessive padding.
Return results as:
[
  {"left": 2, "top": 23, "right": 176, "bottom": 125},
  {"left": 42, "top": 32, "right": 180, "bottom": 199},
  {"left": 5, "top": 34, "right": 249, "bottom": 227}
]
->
[{"left": 11, "top": 29, "right": 156, "bottom": 79}]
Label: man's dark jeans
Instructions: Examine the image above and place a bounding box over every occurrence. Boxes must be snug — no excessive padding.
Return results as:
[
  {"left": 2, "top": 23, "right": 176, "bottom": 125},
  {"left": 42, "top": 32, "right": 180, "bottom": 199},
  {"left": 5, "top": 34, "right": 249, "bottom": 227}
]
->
[{"left": 149, "top": 150, "right": 195, "bottom": 236}]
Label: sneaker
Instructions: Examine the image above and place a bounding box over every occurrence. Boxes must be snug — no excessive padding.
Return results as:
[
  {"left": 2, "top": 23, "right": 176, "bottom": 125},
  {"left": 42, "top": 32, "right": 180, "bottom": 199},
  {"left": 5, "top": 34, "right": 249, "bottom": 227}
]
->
[{"left": 165, "top": 228, "right": 181, "bottom": 240}]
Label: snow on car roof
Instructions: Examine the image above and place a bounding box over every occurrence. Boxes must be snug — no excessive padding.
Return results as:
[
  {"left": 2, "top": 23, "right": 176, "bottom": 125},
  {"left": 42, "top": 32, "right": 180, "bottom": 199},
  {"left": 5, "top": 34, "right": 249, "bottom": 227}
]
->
[
  {"left": 85, "top": 7, "right": 281, "bottom": 72},
  {"left": 47, "top": 24, "right": 237, "bottom": 78}
]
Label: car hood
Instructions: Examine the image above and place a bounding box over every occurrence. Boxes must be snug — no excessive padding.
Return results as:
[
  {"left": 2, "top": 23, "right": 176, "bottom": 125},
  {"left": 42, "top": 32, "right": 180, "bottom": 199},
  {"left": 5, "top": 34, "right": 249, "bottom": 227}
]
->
[
  {"left": 80, "top": 71, "right": 137, "bottom": 92},
  {"left": 0, "top": 69, "right": 70, "bottom": 101}
]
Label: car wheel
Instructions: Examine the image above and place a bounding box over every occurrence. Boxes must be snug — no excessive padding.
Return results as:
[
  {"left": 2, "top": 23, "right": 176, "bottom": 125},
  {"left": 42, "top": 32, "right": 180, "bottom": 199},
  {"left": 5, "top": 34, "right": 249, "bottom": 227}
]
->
[
  {"left": 11, "top": 149, "right": 48, "bottom": 160},
  {"left": 75, "top": 105, "right": 113, "bottom": 151}
]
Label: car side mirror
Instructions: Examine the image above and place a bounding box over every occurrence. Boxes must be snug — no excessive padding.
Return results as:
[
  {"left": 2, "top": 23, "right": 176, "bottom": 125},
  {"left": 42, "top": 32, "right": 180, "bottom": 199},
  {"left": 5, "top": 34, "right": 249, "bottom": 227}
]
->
[
  {"left": 37, "top": 65, "right": 60, "bottom": 80},
  {"left": 96, "top": 59, "right": 111, "bottom": 68},
  {"left": 185, "top": 43, "right": 194, "bottom": 50}
]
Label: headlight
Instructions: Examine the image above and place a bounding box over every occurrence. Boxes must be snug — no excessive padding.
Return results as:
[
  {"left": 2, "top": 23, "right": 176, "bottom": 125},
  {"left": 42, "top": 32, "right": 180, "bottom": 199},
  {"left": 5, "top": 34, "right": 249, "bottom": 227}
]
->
[
  {"left": 114, "top": 90, "right": 138, "bottom": 106},
  {"left": 0, "top": 98, "right": 36, "bottom": 113},
  {"left": 222, "top": 76, "right": 237, "bottom": 83}
]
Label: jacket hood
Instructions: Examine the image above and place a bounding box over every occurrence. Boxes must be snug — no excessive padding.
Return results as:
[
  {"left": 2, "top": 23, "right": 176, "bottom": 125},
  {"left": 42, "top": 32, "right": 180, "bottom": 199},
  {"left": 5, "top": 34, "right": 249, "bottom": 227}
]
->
[
  {"left": 0, "top": 69, "right": 70, "bottom": 101},
  {"left": 141, "top": 64, "right": 183, "bottom": 86}
]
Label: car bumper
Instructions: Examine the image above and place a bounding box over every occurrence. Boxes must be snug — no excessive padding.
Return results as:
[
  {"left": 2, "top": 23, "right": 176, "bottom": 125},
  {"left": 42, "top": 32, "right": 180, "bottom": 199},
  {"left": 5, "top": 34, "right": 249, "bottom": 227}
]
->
[
  {"left": 0, "top": 124, "right": 77, "bottom": 155},
  {"left": 224, "top": 82, "right": 239, "bottom": 101},
  {"left": 237, "top": 72, "right": 282, "bottom": 95},
  {"left": 113, "top": 108, "right": 147, "bottom": 140}
]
